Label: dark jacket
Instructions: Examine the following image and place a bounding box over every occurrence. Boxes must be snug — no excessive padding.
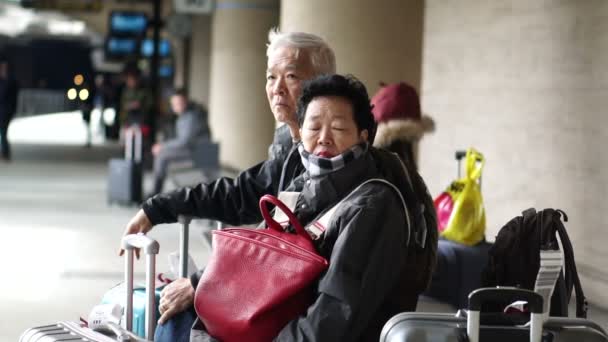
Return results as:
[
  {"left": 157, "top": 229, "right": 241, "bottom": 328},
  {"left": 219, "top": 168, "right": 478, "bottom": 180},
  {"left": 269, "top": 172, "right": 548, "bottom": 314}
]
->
[
  {"left": 143, "top": 138, "right": 422, "bottom": 341},
  {"left": 270, "top": 151, "right": 411, "bottom": 342},
  {"left": 163, "top": 103, "right": 210, "bottom": 151},
  {"left": 175, "top": 147, "right": 413, "bottom": 341},
  {"left": 143, "top": 124, "right": 301, "bottom": 227}
]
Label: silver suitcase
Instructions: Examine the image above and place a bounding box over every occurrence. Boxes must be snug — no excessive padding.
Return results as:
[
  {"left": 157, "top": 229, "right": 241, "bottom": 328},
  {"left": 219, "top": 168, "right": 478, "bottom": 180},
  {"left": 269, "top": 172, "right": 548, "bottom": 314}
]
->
[{"left": 381, "top": 287, "right": 608, "bottom": 342}]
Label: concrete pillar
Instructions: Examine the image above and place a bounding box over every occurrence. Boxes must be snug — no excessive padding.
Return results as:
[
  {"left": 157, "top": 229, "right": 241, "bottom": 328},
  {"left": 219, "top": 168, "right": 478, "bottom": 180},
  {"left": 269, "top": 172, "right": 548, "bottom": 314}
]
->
[
  {"left": 188, "top": 15, "right": 212, "bottom": 106},
  {"left": 208, "top": 0, "right": 279, "bottom": 169},
  {"left": 280, "top": 0, "right": 424, "bottom": 95}
]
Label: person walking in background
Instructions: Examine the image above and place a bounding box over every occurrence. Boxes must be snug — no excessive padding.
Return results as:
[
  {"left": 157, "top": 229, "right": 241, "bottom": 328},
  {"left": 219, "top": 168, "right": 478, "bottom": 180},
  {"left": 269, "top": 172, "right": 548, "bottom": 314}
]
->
[
  {"left": 150, "top": 88, "right": 210, "bottom": 196},
  {"left": 0, "top": 56, "right": 18, "bottom": 162}
]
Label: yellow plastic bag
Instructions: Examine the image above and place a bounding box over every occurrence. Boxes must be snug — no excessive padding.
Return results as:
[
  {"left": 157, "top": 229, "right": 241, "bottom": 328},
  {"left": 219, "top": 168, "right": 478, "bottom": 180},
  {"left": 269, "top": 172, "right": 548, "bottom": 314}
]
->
[{"left": 434, "top": 148, "right": 486, "bottom": 246}]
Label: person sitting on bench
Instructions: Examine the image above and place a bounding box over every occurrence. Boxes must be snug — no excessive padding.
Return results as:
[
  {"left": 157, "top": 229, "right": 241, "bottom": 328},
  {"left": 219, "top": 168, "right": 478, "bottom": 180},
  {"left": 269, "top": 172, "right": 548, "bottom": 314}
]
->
[{"left": 151, "top": 88, "right": 210, "bottom": 196}]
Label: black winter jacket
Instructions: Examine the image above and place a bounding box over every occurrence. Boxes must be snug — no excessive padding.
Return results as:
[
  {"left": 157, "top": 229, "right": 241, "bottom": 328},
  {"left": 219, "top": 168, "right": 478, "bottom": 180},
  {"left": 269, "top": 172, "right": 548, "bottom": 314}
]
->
[
  {"left": 143, "top": 124, "right": 301, "bottom": 227},
  {"left": 269, "top": 151, "right": 411, "bottom": 341},
  {"left": 185, "top": 150, "right": 412, "bottom": 342},
  {"left": 143, "top": 137, "right": 420, "bottom": 341}
]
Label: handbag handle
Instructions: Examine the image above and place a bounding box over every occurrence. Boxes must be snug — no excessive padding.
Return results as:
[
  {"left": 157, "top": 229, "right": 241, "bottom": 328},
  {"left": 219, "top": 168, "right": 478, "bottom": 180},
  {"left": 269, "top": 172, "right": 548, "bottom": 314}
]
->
[{"left": 259, "top": 194, "right": 309, "bottom": 239}]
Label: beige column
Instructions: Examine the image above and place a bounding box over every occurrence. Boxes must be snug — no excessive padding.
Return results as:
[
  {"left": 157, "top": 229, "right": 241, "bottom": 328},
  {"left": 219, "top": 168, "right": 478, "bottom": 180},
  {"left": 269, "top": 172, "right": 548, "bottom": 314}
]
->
[
  {"left": 280, "top": 0, "right": 424, "bottom": 95},
  {"left": 208, "top": 0, "right": 279, "bottom": 170},
  {"left": 188, "top": 15, "right": 212, "bottom": 106}
]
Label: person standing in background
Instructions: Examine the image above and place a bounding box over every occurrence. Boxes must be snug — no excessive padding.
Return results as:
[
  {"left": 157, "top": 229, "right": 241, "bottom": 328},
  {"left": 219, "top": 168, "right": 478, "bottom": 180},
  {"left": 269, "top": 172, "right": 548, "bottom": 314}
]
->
[
  {"left": 371, "top": 81, "right": 435, "bottom": 169},
  {"left": 119, "top": 65, "right": 153, "bottom": 134},
  {"left": 0, "top": 56, "right": 18, "bottom": 162}
]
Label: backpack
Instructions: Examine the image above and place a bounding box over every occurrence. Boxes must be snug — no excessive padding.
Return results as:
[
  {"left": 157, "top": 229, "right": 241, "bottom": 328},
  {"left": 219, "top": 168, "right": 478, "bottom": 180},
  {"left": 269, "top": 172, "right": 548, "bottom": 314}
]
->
[
  {"left": 481, "top": 208, "right": 587, "bottom": 317},
  {"left": 370, "top": 147, "right": 439, "bottom": 297}
]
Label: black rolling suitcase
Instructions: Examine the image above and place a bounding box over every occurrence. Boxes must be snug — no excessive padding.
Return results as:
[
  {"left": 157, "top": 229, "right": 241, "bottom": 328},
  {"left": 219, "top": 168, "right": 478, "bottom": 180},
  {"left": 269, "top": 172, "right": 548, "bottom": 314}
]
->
[
  {"left": 381, "top": 287, "right": 608, "bottom": 342},
  {"left": 108, "top": 126, "right": 143, "bottom": 205}
]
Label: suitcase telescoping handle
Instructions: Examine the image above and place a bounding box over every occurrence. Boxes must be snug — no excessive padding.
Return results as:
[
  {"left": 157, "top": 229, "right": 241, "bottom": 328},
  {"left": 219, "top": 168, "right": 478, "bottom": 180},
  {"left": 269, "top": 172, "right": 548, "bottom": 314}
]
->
[
  {"left": 122, "top": 234, "right": 159, "bottom": 340},
  {"left": 467, "top": 287, "right": 544, "bottom": 342},
  {"left": 177, "top": 215, "right": 192, "bottom": 278},
  {"left": 125, "top": 126, "right": 143, "bottom": 162}
]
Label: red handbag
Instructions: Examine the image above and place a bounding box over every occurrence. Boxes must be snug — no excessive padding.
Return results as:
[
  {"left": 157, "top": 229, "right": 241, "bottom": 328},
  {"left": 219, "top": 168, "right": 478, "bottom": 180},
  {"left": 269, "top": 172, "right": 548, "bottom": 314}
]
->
[{"left": 194, "top": 194, "right": 329, "bottom": 342}]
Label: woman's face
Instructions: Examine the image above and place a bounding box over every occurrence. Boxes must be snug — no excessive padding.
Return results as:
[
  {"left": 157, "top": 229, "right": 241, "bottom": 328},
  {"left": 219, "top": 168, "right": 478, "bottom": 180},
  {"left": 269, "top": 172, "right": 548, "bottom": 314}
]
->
[{"left": 300, "top": 96, "right": 368, "bottom": 158}]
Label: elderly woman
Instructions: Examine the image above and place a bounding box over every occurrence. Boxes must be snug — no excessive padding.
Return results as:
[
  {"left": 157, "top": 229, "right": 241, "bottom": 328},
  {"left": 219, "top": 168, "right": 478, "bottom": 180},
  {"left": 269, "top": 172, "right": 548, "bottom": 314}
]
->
[{"left": 191, "top": 74, "right": 414, "bottom": 341}]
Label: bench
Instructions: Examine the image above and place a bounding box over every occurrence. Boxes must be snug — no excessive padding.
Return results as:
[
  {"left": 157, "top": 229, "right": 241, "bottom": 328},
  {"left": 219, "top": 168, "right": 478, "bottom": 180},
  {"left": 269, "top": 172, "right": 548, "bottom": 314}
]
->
[{"left": 168, "top": 141, "right": 221, "bottom": 188}]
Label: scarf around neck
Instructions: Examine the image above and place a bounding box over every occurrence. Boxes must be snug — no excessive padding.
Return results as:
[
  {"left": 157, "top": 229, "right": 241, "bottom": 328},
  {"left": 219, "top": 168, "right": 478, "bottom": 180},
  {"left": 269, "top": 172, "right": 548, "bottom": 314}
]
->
[{"left": 298, "top": 142, "right": 368, "bottom": 177}]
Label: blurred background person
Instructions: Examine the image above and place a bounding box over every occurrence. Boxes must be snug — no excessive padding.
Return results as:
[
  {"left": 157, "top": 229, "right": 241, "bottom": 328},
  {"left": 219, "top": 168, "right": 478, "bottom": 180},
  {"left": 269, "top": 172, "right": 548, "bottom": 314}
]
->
[
  {"left": 119, "top": 64, "right": 153, "bottom": 138},
  {"left": 150, "top": 88, "right": 210, "bottom": 196},
  {"left": 371, "top": 81, "right": 434, "bottom": 169},
  {"left": 0, "top": 55, "right": 18, "bottom": 162}
]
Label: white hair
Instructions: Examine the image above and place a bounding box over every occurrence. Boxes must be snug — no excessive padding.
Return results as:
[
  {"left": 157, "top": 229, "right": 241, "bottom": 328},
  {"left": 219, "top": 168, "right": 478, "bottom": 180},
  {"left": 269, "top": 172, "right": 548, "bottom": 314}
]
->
[{"left": 266, "top": 28, "right": 336, "bottom": 76}]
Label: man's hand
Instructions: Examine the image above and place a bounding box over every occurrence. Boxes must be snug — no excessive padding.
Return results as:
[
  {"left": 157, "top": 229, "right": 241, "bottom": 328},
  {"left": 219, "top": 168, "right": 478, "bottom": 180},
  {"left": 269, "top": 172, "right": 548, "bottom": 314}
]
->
[
  {"left": 151, "top": 143, "right": 161, "bottom": 156},
  {"left": 158, "top": 278, "right": 195, "bottom": 325},
  {"left": 118, "top": 209, "right": 153, "bottom": 258}
]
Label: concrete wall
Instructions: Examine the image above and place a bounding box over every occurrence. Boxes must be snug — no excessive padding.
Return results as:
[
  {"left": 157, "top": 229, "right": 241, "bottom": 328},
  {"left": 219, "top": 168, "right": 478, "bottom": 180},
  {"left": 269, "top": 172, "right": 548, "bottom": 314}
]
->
[{"left": 420, "top": 0, "right": 608, "bottom": 308}]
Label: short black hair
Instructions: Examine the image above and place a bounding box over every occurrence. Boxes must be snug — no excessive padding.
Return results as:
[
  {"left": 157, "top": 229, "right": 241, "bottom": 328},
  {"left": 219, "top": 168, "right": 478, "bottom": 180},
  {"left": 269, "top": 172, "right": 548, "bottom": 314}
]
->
[
  {"left": 171, "top": 87, "right": 188, "bottom": 98},
  {"left": 297, "top": 74, "right": 377, "bottom": 144}
]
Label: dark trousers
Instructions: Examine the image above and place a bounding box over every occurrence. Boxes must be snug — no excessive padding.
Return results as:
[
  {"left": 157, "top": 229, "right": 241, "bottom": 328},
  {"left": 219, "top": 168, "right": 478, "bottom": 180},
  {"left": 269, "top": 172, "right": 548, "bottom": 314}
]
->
[
  {"left": 154, "top": 307, "right": 197, "bottom": 342},
  {"left": 153, "top": 145, "right": 192, "bottom": 194},
  {"left": 0, "top": 116, "right": 10, "bottom": 160}
]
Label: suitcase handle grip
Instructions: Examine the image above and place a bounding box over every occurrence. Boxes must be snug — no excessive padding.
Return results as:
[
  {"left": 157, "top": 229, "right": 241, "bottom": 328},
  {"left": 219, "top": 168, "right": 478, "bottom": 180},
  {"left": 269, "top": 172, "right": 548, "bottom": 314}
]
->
[
  {"left": 467, "top": 287, "right": 544, "bottom": 342},
  {"left": 122, "top": 234, "right": 160, "bottom": 255},
  {"left": 468, "top": 287, "right": 544, "bottom": 313}
]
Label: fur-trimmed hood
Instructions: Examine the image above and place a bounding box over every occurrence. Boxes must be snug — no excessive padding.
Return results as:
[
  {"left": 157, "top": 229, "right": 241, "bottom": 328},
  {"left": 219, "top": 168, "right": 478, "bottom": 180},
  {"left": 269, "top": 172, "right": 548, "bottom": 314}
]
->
[{"left": 373, "top": 115, "right": 435, "bottom": 148}]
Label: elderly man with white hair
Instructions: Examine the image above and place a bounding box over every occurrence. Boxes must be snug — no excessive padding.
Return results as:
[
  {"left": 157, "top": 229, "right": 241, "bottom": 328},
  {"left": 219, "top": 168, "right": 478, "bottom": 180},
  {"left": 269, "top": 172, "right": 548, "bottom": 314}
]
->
[{"left": 119, "top": 29, "right": 336, "bottom": 342}]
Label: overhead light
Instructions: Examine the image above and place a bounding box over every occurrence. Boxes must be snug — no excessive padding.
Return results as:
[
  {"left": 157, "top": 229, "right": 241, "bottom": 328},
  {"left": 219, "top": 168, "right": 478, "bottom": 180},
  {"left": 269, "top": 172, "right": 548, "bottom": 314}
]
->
[
  {"left": 48, "top": 21, "right": 86, "bottom": 36},
  {"left": 74, "top": 74, "right": 84, "bottom": 86},
  {"left": 67, "top": 88, "right": 77, "bottom": 100},
  {"left": 79, "top": 89, "right": 89, "bottom": 101},
  {"left": 103, "top": 108, "right": 116, "bottom": 125}
]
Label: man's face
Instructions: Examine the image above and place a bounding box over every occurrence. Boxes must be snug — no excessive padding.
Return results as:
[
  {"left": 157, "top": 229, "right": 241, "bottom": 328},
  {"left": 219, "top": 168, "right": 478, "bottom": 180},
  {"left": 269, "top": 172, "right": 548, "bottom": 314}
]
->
[
  {"left": 170, "top": 94, "right": 187, "bottom": 114},
  {"left": 125, "top": 74, "right": 138, "bottom": 89},
  {"left": 265, "top": 46, "right": 315, "bottom": 127}
]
